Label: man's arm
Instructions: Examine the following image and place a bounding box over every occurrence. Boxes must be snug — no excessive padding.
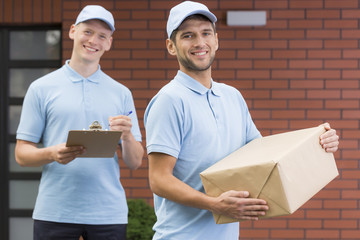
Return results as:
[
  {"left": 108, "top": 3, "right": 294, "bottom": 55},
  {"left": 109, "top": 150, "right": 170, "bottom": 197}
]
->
[
  {"left": 148, "top": 152, "right": 269, "bottom": 221},
  {"left": 15, "top": 140, "right": 84, "bottom": 167},
  {"left": 109, "top": 115, "right": 143, "bottom": 170}
]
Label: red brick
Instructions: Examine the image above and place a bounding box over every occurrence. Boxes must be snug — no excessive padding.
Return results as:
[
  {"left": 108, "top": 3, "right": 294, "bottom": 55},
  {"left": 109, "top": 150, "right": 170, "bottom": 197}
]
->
[
  {"left": 255, "top": 0, "right": 288, "bottom": 9},
  {"left": 289, "top": 220, "right": 322, "bottom": 228},
  {"left": 325, "top": 0, "right": 358, "bottom": 8},
  {"left": 273, "top": 50, "right": 306, "bottom": 59},
  {"left": 308, "top": 110, "right": 340, "bottom": 119},
  {"left": 255, "top": 80, "right": 288, "bottom": 89},
  {"left": 272, "top": 110, "right": 305, "bottom": 119},
  {"left": 254, "top": 60, "right": 287, "bottom": 69},
  {"left": 325, "top": 100, "right": 359, "bottom": 109},
  {"left": 306, "top": 230, "right": 340, "bottom": 239},
  {"left": 289, "top": 100, "right": 323, "bottom": 109},
  {"left": 289, "top": 40, "right": 323, "bottom": 49},
  {"left": 324, "top": 60, "right": 358, "bottom": 69},
  {"left": 254, "top": 100, "right": 288, "bottom": 109},
  {"left": 306, "top": 210, "right": 340, "bottom": 219},
  {"left": 342, "top": 230, "right": 360, "bottom": 239},
  {"left": 219, "top": 60, "right": 252, "bottom": 69},
  {"left": 272, "top": 70, "right": 305, "bottom": 79},
  {"left": 342, "top": 210, "right": 360, "bottom": 219},
  {"left": 254, "top": 40, "right": 287, "bottom": 49},
  {"left": 324, "top": 20, "right": 358, "bottom": 29},
  {"left": 239, "top": 229, "right": 270, "bottom": 238},
  {"left": 342, "top": 170, "right": 360, "bottom": 179},
  {"left": 117, "top": 20, "right": 147, "bottom": 29},
  {"left": 307, "top": 89, "right": 341, "bottom": 99},
  {"left": 290, "top": 79, "right": 324, "bottom": 88},
  {"left": 325, "top": 40, "right": 358, "bottom": 48},
  {"left": 342, "top": 90, "right": 360, "bottom": 99},
  {"left": 289, "top": 60, "right": 322, "bottom": 69},
  {"left": 220, "top": 40, "right": 252, "bottom": 49},
  {"left": 236, "top": 70, "right": 270, "bottom": 79},
  {"left": 307, "top": 30, "right": 340, "bottom": 39},
  {"left": 342, "top": 9, "right": 360, "bottom": 18},
  {"left": 219, "top": 0, "right": 253, "bottom": 9},
  {"left": 343, "top": 49, "right": 360, "bottom": 58},
  {"left": 237, "top": 50, "right": 271, "bottom": 59},
  {"left": 236, "top": 30, "right": 269, "bottom": 39},
  {"left": 115, "top": 1, "right": 148, "bottom": 9},
  {"left": 271, "top": 229, "right": 304, "bottom": 239},
  {"left": 271, "top": 10, "right": 305, "bottom": 19},
  {"left": 272, "top": 90, "right": 305, "bottom": 98},
  {"left": 308, "top": 50, "right": 341, "bottom": 59},
  {"left": 306, "top": 9, "right": 340, "bottom": 19},
  {"left": 289, "top": 20, "right": 323, "bottom": 29},
  {"left": 271, "top": 30, "right": 304, "bottom": 39},
  {"left": 307, "top": 70, "right": 340, "bottom": 79}
]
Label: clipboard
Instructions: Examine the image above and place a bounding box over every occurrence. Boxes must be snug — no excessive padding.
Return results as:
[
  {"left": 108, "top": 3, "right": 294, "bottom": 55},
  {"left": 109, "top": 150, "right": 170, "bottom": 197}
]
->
[{"left": 66, "top": 121, "right": 122, "bottom": 158}]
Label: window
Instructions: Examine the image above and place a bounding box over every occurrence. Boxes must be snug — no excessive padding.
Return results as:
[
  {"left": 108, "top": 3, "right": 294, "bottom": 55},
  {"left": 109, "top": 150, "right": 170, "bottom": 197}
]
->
[{"left": 0, "top": 26, "right": 61, "bottom": 240}]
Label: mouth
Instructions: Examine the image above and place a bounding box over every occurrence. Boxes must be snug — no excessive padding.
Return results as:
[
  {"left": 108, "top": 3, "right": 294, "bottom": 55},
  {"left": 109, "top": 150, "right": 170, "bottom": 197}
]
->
[
  {"left": 192, "top": 50, "right": 207, "bottom": 56},
  {"left": 84, "top": 45, "right": 98, "bottom": 52}
]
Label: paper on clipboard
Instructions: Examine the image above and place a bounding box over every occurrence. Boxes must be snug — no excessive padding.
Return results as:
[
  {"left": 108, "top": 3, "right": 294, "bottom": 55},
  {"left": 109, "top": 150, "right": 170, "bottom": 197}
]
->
[{"left": 66, "top": 121, "right": 122, "bottom": 158}]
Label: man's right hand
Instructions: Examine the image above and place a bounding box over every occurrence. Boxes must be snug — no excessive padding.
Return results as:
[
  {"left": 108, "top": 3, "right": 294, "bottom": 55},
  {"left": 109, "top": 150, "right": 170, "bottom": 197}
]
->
[
  {"left": 50, "top": 143, "right": 85, "bottom": 165},
  {"left": 212, "top": 190, "right": 269, "bottom": 221}
]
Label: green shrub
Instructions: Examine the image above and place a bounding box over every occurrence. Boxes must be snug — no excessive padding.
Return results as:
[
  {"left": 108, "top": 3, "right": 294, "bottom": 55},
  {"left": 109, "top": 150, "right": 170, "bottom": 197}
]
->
[{"left": 127, "top": 199, "right": 156, "bottom": 240}]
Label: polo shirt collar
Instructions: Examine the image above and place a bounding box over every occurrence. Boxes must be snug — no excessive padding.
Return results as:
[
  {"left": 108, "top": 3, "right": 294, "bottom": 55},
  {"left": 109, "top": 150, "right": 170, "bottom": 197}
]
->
[
  {"left": 174, "top": 70, "right": 222, "bottom": 97},
  {"left": 64, "top": 60, "right": 101, "bottom": 83}
]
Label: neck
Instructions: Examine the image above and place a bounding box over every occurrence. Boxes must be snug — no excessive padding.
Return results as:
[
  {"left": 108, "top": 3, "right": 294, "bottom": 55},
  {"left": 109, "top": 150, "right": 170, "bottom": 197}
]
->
[
  {"left": 68, "top": 55, "right": 99, "bottom": 78},
  {"left": 180, "top": 67, "right": 212, "bottom": 89}
]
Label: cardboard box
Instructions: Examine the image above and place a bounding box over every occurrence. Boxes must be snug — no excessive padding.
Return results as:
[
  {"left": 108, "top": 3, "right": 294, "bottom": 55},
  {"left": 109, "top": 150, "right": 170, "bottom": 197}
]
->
[{"left": 200, "top": 126, "right": 338, "bottom": 224}]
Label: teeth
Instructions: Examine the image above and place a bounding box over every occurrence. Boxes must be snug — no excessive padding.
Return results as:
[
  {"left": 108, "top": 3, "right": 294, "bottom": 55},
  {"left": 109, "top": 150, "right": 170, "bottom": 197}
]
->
[
  {"left": 85, "top": 46, "right": 97, "bottom": 52},
  {"left": 194, "top": 52, "right": 206, "bottom": 56}
]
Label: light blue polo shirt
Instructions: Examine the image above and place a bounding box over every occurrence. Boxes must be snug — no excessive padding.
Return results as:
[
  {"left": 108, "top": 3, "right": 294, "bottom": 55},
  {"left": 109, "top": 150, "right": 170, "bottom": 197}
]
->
[
  {"left": 144, "top": 70, "right": 261, "bottom": 240},
  {"left": 16, "top": 60, "right": 142, "bottom": 224}
]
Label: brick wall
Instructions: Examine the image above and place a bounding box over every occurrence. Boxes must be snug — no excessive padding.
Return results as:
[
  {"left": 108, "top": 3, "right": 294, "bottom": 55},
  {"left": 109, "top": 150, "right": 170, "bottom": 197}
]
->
[{"left": 1, "top": 0, "right": 359, "bottom": 239}]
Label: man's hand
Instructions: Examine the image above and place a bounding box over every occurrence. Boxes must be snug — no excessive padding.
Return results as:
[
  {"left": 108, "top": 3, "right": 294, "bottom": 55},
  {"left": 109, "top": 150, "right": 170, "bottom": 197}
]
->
[
  {"left": 109, "top": 115, "right": 132, "bottom": 141},
  {"left": 319, "top": 123, "right": 339, "bottom": 153},
  {"left": 212, "top": 190, "right": 269, "bottom": 221},
  {"left": 50, "top": 143, "right": 84, "bottom": 165}
]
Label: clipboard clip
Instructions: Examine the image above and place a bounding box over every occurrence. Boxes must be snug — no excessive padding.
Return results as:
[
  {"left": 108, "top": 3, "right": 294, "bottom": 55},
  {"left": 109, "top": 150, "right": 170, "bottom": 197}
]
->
[{"left": 89, "top": 121, "right": 103, "bottom": 131}]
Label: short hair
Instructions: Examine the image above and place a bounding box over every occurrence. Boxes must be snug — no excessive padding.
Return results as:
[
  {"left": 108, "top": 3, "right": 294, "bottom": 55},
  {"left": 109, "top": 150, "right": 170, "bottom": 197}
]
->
[{"left": 169, "top": 14, "right": 216, "bottom": 44}]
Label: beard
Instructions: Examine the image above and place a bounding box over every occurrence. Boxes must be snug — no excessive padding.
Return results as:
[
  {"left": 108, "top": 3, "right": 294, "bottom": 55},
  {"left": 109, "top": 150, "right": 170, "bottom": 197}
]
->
[{"left": 178, "top": 52, "right": 215, "bottom": 72}]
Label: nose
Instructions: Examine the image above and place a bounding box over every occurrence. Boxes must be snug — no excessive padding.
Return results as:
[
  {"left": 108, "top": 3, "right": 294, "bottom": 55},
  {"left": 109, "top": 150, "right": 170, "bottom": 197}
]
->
[
  {"left": 88, "top": 34, "right": 98, "bottom": 45},
  {"left": 194, "top": 35, "right": 206, "bottom": 47}
]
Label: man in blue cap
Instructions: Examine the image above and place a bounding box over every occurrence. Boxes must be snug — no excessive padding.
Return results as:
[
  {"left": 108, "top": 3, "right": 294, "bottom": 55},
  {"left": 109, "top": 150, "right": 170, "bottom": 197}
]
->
[
  {"left": 15, "top": 5, "right": 144, "bottom": 240},
  {"left": 144, "top": 1, "right": 339, "bottom": 239}
]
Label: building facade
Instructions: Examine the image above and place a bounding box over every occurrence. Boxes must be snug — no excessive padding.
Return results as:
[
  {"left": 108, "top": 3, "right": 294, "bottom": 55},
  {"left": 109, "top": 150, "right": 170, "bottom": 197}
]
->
[{"left": 0, "top": 0, "right": 359, "bottom": 239}]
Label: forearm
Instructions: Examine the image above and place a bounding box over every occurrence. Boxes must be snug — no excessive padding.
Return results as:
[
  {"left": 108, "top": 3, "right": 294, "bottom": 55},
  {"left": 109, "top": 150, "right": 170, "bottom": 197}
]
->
[
  {"left": 15, "top": 140, "right": 54, "bottom": 167},
  {"left": 148, "top": 153, "right": 216, "bottom": 212},
  {"left": 121, "top": 134, "right": 144, "bottom": 170},
  {"left": 151, "top": 172, "right": 216, "bottom": 211}
]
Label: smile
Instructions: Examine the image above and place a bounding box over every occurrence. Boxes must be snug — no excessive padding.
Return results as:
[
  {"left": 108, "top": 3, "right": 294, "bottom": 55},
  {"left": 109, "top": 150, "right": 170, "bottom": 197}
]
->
[
  {"left": 84, "top": 45, "right": 98, "bottom": 52},
  {"left": 193, "top": 51, "right": 207, "bottom": 56}
]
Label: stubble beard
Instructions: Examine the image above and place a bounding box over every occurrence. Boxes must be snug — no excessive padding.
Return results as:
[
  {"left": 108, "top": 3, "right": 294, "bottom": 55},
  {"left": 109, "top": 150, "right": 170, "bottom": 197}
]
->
[{"left": 178, "top": 53, "right": 215, "bottom": 73}]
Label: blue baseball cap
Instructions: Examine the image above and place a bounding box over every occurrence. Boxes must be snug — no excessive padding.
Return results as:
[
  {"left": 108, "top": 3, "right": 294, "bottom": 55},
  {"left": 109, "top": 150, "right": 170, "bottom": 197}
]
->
[
  {"left": 166, "top": 1, "right": 217, "bottom": 38},
  {"left": 75, "top": 5, "right": 115, "bottom": 33}
]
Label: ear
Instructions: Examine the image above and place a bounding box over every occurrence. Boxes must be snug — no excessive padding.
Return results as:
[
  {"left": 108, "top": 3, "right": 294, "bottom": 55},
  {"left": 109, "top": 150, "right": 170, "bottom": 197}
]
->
[
  {"left": 166, "top": 39, "right": 177, "bottom": 56},
  {"left": 105, "top": 36, "right": 113, "bottom": 51},
  {"left": 69, "top": 24, "right": 76, "bottom": 40},
  {"left": 214, "top": 32, "right": 219, "bottom": 51}
]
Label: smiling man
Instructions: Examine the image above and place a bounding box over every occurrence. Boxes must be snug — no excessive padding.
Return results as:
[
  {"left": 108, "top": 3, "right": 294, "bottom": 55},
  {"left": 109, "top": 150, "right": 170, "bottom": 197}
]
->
[
  {"left": 15, "top": 5, "right": 143, "bottom": 240},
  {"left": 144, "top": 1, "right": 339, "bottom": 239}
]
